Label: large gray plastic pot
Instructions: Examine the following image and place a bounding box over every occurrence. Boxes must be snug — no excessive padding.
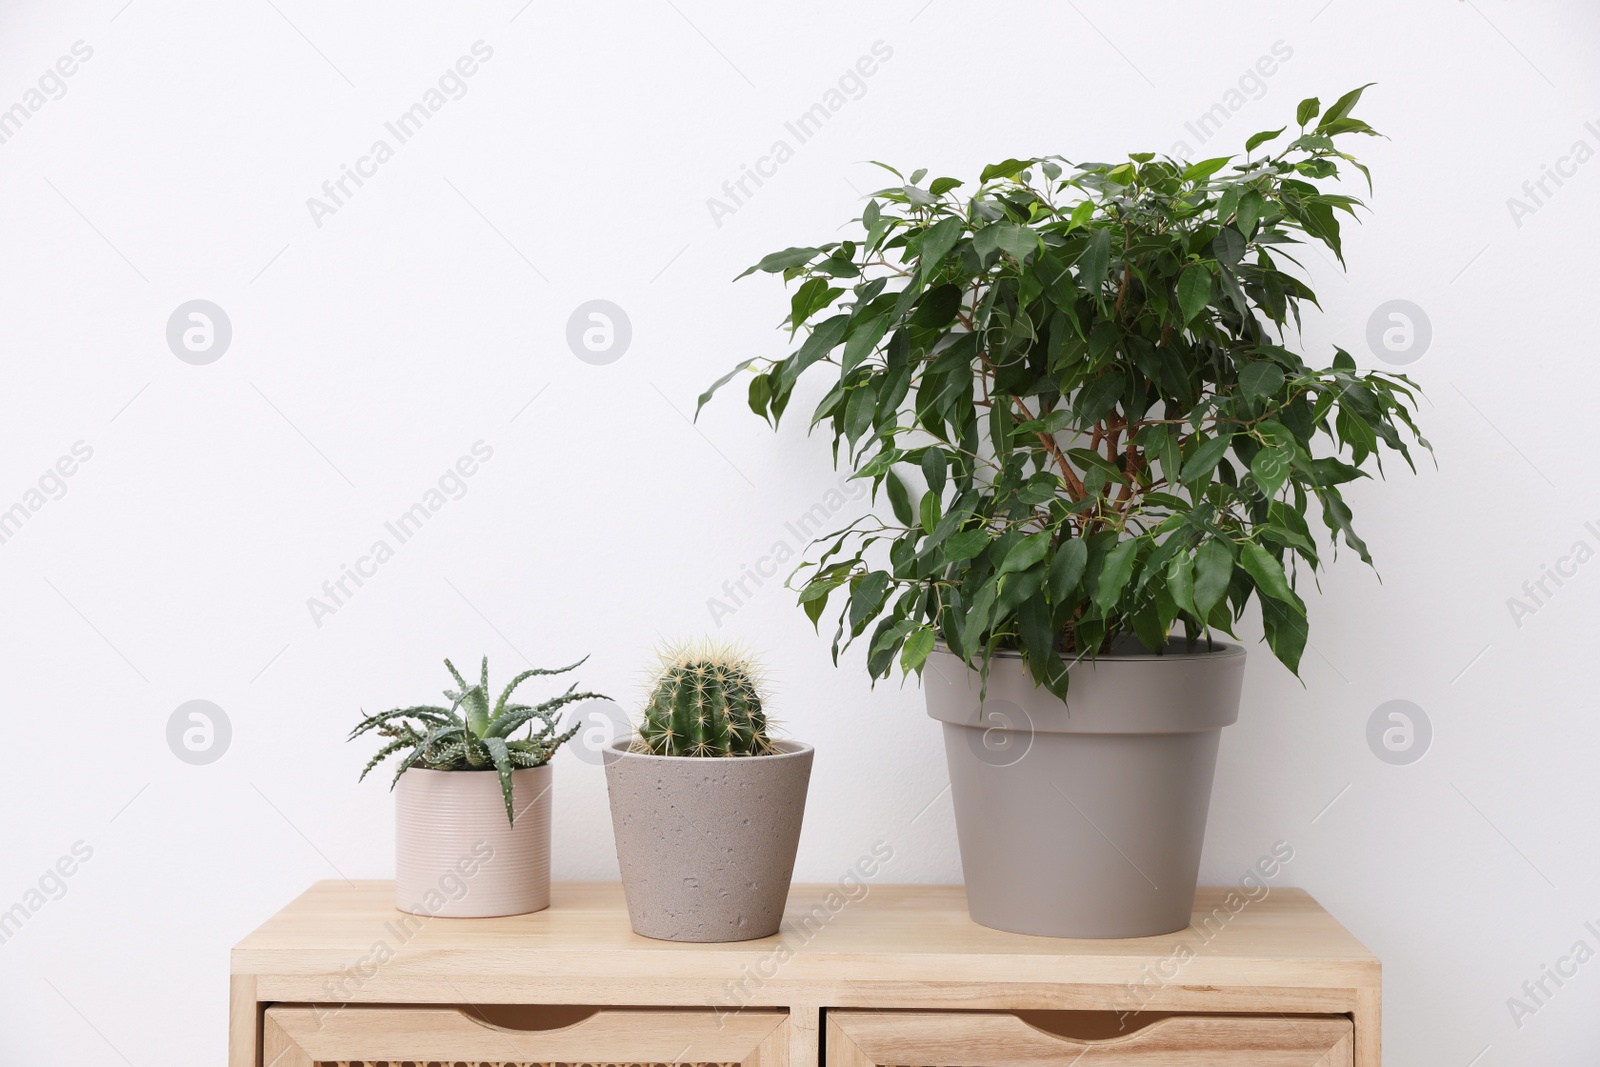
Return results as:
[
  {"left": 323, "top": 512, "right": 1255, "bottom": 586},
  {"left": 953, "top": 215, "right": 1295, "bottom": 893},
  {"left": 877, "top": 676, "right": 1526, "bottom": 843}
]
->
[
  {"left": 924, "top": 641, "right": 1245, "bottom": 938},
  {"left": 603, "top": 739, "right": 813, "bottom": 942}
]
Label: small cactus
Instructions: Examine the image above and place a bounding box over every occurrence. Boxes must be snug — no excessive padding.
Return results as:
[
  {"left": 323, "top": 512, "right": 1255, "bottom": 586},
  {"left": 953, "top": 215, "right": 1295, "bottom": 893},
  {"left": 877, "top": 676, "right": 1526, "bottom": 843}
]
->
[{"left": 635, "top": 644, "right": 776, "bottom": 757}]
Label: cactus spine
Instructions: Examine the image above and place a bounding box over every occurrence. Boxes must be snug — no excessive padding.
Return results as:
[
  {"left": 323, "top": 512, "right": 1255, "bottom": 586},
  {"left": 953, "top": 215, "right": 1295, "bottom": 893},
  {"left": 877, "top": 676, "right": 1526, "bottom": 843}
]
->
[{"left": 636, "top": 645, "right": 774, "bottom": 757}]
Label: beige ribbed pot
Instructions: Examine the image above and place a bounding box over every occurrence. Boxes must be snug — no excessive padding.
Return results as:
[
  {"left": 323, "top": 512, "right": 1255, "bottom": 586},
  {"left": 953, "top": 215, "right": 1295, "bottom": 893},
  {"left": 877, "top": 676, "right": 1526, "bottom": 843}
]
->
[{"left": 394, "top": 765, "right": 553, "bottom": 918}]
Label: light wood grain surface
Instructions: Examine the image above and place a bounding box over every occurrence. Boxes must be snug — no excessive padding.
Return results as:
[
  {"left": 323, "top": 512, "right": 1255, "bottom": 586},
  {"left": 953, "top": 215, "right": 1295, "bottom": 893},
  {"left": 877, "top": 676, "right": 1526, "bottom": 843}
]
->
[
  {"left": 232, "top": 881, "right": 1380, "bottom": 1067},
  {"left": 234, "top": 881, "right": 1377, "bottom": 987},
  {"left": 829, "top": 1009, "right": 1353, "bottom": 1067},
  {"left": 266, "top": 1006, "right": 786, "bottom": 1066}
]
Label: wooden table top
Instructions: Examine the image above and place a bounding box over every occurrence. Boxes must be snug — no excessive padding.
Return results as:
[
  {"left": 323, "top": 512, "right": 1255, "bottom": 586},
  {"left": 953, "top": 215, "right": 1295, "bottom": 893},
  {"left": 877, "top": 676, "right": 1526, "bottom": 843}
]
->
[{"left": 232, "top": 881, "right": 1378, "bottom": 991}]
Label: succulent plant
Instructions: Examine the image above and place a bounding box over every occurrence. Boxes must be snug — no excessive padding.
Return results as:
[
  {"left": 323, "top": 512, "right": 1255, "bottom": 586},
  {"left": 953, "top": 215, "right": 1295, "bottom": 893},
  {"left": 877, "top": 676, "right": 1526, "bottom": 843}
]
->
[
  {"left": 351, "top": 655, "right": 605, "bottom": 824},
  {"left": 633, "top": 644, "right": 777, "bottom": 757}
]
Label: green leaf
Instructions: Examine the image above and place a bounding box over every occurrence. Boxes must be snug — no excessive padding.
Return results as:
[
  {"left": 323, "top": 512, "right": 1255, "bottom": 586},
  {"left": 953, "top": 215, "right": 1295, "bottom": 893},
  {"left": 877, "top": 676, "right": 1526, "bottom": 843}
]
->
[
  {"left": 849, "top": 570, "right": 892, "bottom": 634},
  {"left": 1245, "top": 127, "right": 1286, "bottom": 152},
  {"left": 1143, "top": 492, "right": 1189, "bottom": 512},
  {"left": 973, "top": 221, "right": 1041, "bottom": 264},
  {"left": 844, "top": 384, "right": 877, "bottom": 444},
  {"left": 1014, "top": 408, "right": 1074, "bottom": 435},
  {"left": 1235, "top": 190, "right": 1265, "bottom": 237},
  {"left": 841, "top": 314, "right": 891, "bottom": 373},
  {"left": 901, "top": 627, "right": 938, "bottom": 673},
  {"left": 736, "top": 246, "right": 819, "bottom": 280},
  {"left": 863, "top": 199, "right": 889, "bottom": 248},
  {"left": 1337, "top": 407, "right": 1377, "bottom": 462},
  {"left": 1212, "top": 227, "right": 1245, "bottom": 269},
  {"left": 1177, "top": 264, "right": 1212, "bottom": 324},
  {"left": 1192, "top": 538, "right": 1234, "bottom": 622},
  {"left": 1296, "top": 97, "right": 1321, "bottom": 127},
  {"left": 1067, "top": 447, "right": 1126, "bottom": 486},
  {"left": 1048, "top": 537, "right": 1088, "bottom": 604},
  {"left": 928, "top": 177, "right": 963, "bottom": 196},
  {"left": 1249, "top": 444, "right": 1292, "bottom": 499},
  {"left": 481, "top": 736, "right": 517, "bottom": 824},
  {"left": 779, "top": 313, "right": 851, "bottom": 390},
  {"left": 1156, "top": 428, "right": 1180, "bottom": 486},
  {"left": 789, "top": 278, "right": 843, "bottom": 335},
  {"left": 1260, "top": 521, "right": 1316, "bottom": 557},
  {"left": 1079, "top": 228, "right": 1112, "bottom": 293},
  {"left": 1166, "top": 551, "right": 1195, "bottom": 616},
  {"left": 1319, "top": 83, "right": 1375, "bottom": 128},
  {"left": 1240, "top": 542, "right": 1301, "bottom": 606},
  {"left": 944, "top": 527, "right": 989, "bottom": 562},
  {"left": 885, "top": 470, "right": 914, "bottom": 526},
  {"left": 1181, "top": 434, "right": 1232, "bottom": 487},
  {"left": 1238, "top": 361, "right": 1286, "bottom": 398},
  {"left": 1183, "top": 156, "right": 1233, "bottom": 183},
  {"left": 1016, "top": 595, "right": 1060, "bottom": 672},
  {"left": 1261, "top": 596, "right": 1307, "bottom": 674},
  {"left": 1296, "top": 159, "right": 1338, "bottom": 179},
  {"left": 960, "top": 579, "right": 999, "bottom": 652},
  {"left": 1091, "top": 540, "right": 1138, "bottom": 611},
  {"left": 802, "top": 586, "right": 830, "bottom": 627},
  {"left": 696, "top": 359, "right": 755, "bottom": 418},
  {"left": 916, "top": 216, "right": 965, "bottom": 273},
  {"left": 813, "top": 253, "right": 861, "bottom": 279},
  {"left": 1000, "top": 532, "right": 1051, "bottom": 576},
  {"left": 1073, "top": 373, "right": 1123, "bottom": 425},
  {"left": 980, "top": 158, "right": 1032, "bottom": 182},
  {"left": 921, "top": 448, "right": 947, "bottom": 495},
  {"left": 994, "top": 564, "right": 1046, "bottom": 620},
  {"left": 910, "top": 283, "right": 964, "bottom": 329},
  {"left": 919, "top": 490, "right": 942, "bottom": 535},
  {"left": 747, "top": 373, "right": 771, "bottom": 423},
  {"left": 1319, "top": 117, "right": 1379, "bottom": 138}
]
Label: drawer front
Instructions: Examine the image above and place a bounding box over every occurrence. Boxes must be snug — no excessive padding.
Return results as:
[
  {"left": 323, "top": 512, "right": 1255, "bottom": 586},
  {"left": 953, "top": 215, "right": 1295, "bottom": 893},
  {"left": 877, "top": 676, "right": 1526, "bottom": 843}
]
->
[
  {"left": 265, "top": 1006, "right": 787, "bottom": 1067},
  {"left": 827, "top": 1010, "right": 1352, "bottom": 1067}
]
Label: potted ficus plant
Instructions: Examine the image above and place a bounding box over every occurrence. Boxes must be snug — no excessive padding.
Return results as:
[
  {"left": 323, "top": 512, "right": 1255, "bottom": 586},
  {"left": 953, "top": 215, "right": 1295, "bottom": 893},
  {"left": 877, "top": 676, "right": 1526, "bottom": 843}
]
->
[
  {"left": 351, "top": 656, "right": 603, "bottom": 917},
  {"left": 603, "top": 643, "right": 813, "bottom": 942},
  {"left": 699, "top": 87, "right": 1427, "bottom": 937}
]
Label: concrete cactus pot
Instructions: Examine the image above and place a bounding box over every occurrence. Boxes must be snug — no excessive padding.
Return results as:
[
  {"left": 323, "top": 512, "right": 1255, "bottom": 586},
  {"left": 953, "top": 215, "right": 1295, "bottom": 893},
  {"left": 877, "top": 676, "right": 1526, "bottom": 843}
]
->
[
  {"left": 394, "top": 765, "right": 554, "bottom": 918},
  {"left": 603, "top": 739, "right": 813, "bottom": 942},
  {"left": 924, "top": 641, "right": 1245, "bottom": 938}
]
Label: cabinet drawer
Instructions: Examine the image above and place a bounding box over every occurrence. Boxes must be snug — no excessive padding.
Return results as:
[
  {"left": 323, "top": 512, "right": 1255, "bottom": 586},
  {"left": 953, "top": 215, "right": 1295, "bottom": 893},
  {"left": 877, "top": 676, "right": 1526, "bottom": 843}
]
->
[
  {"left": 827, "top": 1010, "right": 1352, "bottom": 1067},
  {"left": 265, "top": 1005, "right": 787, "bottom": 1067}
]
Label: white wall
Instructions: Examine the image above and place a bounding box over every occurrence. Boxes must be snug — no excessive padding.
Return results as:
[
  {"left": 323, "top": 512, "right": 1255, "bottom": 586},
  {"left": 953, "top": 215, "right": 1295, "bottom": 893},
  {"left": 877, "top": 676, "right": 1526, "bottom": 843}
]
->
[{"left": 1, "top": 0, "right": 1597, "bottom": 1061}]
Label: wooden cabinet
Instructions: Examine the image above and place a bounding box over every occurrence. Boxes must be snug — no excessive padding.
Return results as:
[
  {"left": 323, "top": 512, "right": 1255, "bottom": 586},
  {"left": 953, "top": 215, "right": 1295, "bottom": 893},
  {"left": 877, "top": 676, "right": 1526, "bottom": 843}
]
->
[
  {"left": 263, "top": 1006, "right": 787, "bottom": 1067},
  {"left": 232, "top": 883, "right": 1379, "bottom": 1067},
  {"left": 827, "top": 1010, "right": 1354, "bottom": 1067}
]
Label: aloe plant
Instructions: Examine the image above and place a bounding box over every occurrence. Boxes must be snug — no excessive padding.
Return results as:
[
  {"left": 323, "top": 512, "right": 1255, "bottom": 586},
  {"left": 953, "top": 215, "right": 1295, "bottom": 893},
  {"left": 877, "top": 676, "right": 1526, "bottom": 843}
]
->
[{"left": 351, "top": 656, "right": 603, "bottom": 824}]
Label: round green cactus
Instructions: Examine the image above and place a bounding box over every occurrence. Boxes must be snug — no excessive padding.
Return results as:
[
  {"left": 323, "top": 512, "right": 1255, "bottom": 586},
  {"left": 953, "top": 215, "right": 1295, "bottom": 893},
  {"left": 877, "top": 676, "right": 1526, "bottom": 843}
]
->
[{"left": 635, "top": 645, "right": 775, "bottom": 757}]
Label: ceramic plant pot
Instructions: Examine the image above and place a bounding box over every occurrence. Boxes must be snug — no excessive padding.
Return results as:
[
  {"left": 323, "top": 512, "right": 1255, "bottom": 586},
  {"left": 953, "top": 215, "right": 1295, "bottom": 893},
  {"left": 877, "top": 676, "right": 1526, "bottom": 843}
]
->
[
  {"left": 394, "top": 765, "right": 553, "bottom": 918},
  {"left": 603, "top": 739, "right": 813, "bottom": 942},
  {"left": 924, "top": 641, "right": 1245, "bottom": 938}
]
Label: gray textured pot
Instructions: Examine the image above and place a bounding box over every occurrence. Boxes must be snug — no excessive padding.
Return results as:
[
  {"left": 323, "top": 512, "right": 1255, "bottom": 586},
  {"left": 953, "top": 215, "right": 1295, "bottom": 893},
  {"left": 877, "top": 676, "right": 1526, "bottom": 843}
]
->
[
  {"left": 602, "top": 739, "right": 813, "bottom": 942},
  {"left": 924, "top": 641, "right": 1245, "bottom": 938}
]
